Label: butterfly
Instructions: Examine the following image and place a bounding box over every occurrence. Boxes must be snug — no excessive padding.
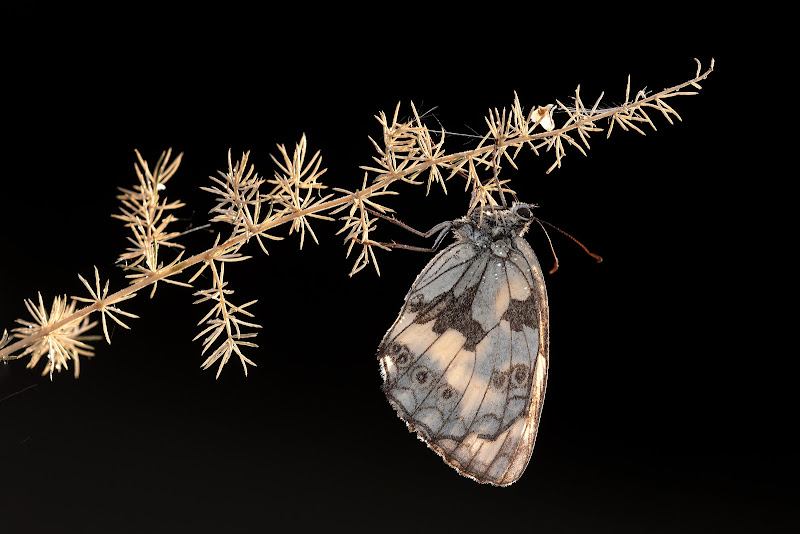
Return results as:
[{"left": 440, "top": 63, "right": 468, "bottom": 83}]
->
[{"left": 378, "top": 202, "right": 548, "bottom": 486}]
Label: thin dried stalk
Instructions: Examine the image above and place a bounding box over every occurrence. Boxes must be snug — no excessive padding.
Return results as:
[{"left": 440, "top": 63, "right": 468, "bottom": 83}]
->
[{"left": 0, "top": 59, "right": 714, "bottom": 378}]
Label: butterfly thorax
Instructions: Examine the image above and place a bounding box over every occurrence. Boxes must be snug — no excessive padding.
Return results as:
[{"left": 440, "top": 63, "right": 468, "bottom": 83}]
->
[{"left": 451, "top": 203, "right": 534, "bottom": 254}]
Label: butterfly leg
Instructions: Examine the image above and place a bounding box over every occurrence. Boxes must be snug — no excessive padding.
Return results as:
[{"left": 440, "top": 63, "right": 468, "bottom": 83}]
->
[{"left": 364, "top": 207, "right": 452, "bottom": 251}]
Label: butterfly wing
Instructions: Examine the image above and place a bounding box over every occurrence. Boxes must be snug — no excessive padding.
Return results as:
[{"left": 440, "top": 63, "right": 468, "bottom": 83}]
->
[{"left": 379, "top": 235, "right": 549, "bottom": 486}]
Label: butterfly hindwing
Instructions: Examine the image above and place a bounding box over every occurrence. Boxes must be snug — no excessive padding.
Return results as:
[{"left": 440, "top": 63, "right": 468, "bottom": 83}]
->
[{"left": 379, "top": 211, "right": 549, "bottom": 486}]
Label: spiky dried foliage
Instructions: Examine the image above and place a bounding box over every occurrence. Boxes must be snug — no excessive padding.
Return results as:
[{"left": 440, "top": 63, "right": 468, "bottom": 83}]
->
[
  {"left": 7, "top": 294, "right": 99, "bottom": 378},
  {"left": 192, "top": 260, "right": 259, "bottom": 378},
  {"left": 336, "top": 58, "right": 715, "bottom": 275},
  {"left": 266, "top": 136, "right": 334, "bottom": 249},
  {"left": 112, "top": 148, "right": 191, "bottom": 297},
  {"left": 331, "top": 172, "right": 398, "bottom": 276},
  {"left": 73, "top": 266, "right": 139, "bottom": 344},
  {"left": 189, "top": 137, "right": 334, "bottom": 372},
  {"left": 201, "top": 150, "right": 279, "bottom": 256},
  {"left": 0, "top": 58, "right": 714, "bottom": 379}
]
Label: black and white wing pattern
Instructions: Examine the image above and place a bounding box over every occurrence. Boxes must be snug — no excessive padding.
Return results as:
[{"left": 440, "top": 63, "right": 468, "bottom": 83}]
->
[{"left": 378, "top": 203, "right": 549, "bottom": 486}]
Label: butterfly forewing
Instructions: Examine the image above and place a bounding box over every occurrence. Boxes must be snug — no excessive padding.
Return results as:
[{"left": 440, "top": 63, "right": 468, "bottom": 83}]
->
[{"left": 379, "top": 207, "right": 549, "bottom": 486}]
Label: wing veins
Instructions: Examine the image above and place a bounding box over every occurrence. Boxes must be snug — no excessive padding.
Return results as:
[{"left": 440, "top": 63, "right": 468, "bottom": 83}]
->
[
  {"left": 478, "top": 315, "right": 538, "bottom": 482},
  {"left": 387, "top": 247, "right": 481, "bottom": 345},
  {"left": 412, "top": 244, "right": 476, "bottom": 294},
  {"left": 407, "top": 256, "right": 492, "bottom": 421}
]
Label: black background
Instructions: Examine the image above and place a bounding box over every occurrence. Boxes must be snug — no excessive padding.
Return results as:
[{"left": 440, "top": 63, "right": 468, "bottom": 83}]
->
[{"left": 1, "top": 5, "right": 792, "bottom": 533}]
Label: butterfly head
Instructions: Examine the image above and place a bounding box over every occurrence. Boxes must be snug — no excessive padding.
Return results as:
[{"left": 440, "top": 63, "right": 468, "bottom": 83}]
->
[
  {"left": 470, "top": 201, "right": 536, "bottom": 233},
  {"left": 451, "top": 202, "right": 537, "bottom": 249}
]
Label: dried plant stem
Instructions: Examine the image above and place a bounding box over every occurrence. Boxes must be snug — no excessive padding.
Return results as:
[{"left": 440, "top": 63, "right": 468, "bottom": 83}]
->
[
  {"left": 1, "top": 58, "right": 715, "bottom": 376},
  {"left": 473, "top": 60, "right": 714, "bottom": 167},
  {"left": 0, "top": 193, "right": 350, "bottom": 363}
]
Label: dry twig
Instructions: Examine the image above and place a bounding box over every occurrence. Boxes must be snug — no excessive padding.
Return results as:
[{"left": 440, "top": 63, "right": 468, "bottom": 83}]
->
[{"left": 0, "top": 59, "right": 714, "bottom": 378}]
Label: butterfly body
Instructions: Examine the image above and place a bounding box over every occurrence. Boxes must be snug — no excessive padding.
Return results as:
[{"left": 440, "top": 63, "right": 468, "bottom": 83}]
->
[{"left": 379, "top": 203, "right": 549, "bottom": 486}]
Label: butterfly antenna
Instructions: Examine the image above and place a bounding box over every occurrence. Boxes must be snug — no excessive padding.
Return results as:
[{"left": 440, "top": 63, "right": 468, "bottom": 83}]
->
[
  {"left": 536, "top": 218, "right": 603, "bottom": 273},
  {"left": 534, "top": 220, "right": 560, "bottom": 274}
]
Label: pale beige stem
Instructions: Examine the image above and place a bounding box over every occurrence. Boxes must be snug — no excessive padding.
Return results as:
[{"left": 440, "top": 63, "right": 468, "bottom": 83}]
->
[{"left": 1, "top": 61, "right": 714, "bottom": 362}]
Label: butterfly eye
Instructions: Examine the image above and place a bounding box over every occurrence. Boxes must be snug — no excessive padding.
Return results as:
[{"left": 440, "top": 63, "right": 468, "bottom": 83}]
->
[{"left": 515, "top": 206, "right": 532, "bottom": 220}]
